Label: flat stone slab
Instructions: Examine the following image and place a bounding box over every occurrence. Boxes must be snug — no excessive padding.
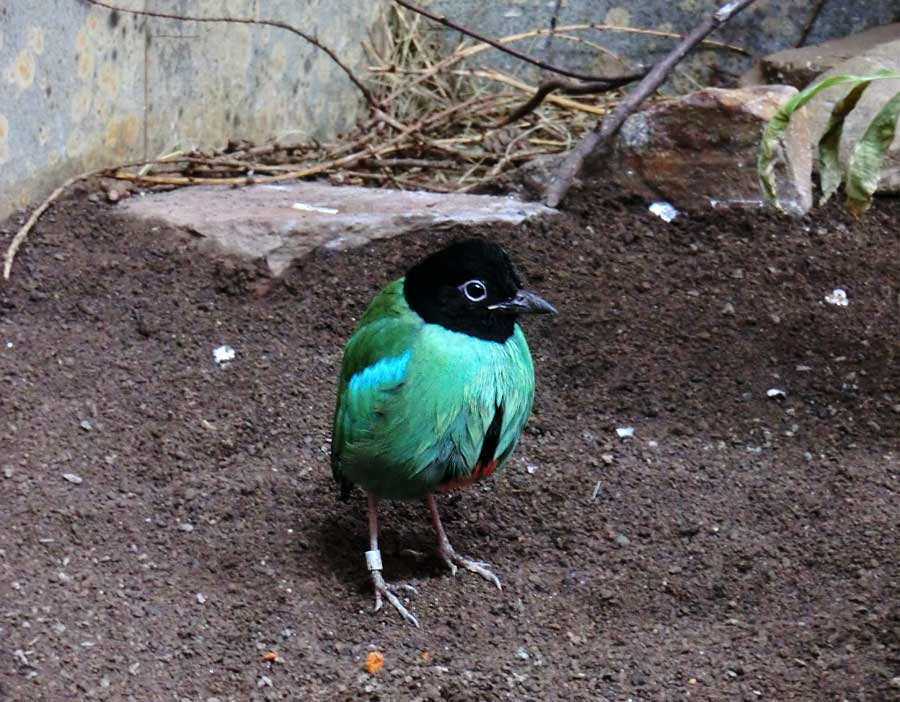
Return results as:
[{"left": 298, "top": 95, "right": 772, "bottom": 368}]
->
[
  {"left": 118, "top": 182, "right": 556, "bottom": 275},
  {"left": 740, "top": 23, "right": 900, "bottom": 89}
]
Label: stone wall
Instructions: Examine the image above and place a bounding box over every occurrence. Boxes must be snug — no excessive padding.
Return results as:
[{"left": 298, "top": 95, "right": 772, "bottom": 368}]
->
[{"left": 0, "top": 1, "right": 385, "bottom": 221}]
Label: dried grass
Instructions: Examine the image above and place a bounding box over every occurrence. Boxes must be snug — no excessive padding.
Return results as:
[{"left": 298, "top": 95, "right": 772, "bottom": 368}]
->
[{"left": 109, "top": 5, "right": 630, "bottom": 194}]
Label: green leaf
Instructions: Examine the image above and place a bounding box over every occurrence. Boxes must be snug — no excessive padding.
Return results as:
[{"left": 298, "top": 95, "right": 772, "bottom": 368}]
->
[
  {"left": 845, "top": 90, "right": 900, "bottom": 215},
  {"left": 817, "top": 82, "right": 870, "bottom": 205},
  {"left": 758, "top": 70, "right": 900, "bottom": 212}
]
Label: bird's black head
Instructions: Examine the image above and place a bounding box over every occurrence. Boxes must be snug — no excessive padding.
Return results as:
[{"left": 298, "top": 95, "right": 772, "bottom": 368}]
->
[{"left": 403, "top": 239, "right": 556, "bottom": 343}]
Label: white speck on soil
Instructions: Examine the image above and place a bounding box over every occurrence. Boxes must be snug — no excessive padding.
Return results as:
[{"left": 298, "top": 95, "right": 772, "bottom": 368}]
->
[
  {"left": 649, "top": 201, "right": 678, "bottom": 222},
  {"left": 62, "top": 473, "right": 83, "bottom": 484},
  {"left": 213, "top": 345, "right": 236, "bottom": 364},
  {"left": 824, "top": 288, "right": 849, "bottom": 306}
]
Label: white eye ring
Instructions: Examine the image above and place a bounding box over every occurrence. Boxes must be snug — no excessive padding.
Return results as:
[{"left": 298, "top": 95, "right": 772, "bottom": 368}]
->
[{"left": 461, "top": 279, "right": 488, "bottom": 302}]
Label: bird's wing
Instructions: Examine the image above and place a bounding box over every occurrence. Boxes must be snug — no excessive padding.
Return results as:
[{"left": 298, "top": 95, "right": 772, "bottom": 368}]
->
[{"left": 331, "top": 279, "right": 421, "bottom": 487}]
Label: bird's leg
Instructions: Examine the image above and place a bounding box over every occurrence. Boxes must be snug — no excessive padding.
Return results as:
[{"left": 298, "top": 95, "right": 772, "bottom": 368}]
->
[
  {"left": 366, "top": 493, "right": 419, "bottom": 627},
  {"left": 426, "top": 494, "right": 502, "bottom": 590}
]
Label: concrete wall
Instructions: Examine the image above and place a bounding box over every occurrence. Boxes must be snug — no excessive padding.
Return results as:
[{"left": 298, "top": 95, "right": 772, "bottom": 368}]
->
[
  {"left": 428, "top": 0, "right": 900, "bottom": 87},
  {"left": 0, "top": 1, "right": 385, "bottom": 221}
]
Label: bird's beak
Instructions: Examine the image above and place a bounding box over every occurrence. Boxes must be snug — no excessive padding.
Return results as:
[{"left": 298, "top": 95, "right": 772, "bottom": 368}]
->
[{"left": 489, "top": 290, "right": 558, "bottom": 315}]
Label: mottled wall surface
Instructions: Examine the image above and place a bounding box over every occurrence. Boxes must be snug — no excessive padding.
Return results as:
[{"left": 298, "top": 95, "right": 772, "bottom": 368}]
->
[
  {"left": 428, "top": 0, "right": 899, "bottom": 85},
  {"left": 0, "top": 1, "right": 385, "bottom": 220}
]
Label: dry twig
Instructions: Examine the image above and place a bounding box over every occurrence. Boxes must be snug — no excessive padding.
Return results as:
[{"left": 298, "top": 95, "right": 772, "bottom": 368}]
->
[
  {"left": 496, "top": 74, "right": 644, "bottom": 127},
  {"left": 797, "top": 0, "right": 827, "bottom": 48}
]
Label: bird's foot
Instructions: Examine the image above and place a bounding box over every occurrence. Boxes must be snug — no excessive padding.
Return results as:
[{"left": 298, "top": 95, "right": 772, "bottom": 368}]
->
[
  {"left": 370, "top": 568, "right": 419, "bottom": 627},
  {"left": 437, "top": 543, "right": 502, "bottom": 590}
]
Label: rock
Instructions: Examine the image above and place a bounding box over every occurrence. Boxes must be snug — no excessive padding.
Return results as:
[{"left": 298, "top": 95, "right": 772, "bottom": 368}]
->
[
  {"left": 740, "top": 23, "right": 900, "bottom": 89},
  {"left": 118, "top": 182, "right": 557, "bottom": 276},
  {"left": 508, "top": 153, "right": 570, "bottom": 199},
  {"left": 589, "top": 86, "right": 812, "bottom": 214}
]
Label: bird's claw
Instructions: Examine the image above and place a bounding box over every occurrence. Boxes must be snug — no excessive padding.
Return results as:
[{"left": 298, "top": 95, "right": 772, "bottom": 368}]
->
[
  {"left": 438, "top": 545, "right": 502, "bottom": 590},
  {"left": 371, "top": 570, "right": 419, "bottom": 627}
]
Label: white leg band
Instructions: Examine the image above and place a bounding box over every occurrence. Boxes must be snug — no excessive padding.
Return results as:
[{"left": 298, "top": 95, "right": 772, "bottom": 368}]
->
[{"left": 365, "top": 549, "right": 383, "bottom": 571}]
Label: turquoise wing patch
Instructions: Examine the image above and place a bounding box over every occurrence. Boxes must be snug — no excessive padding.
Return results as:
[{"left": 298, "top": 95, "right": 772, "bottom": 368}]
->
[{"left": 347, "top": 350, "right": 411, "bottom": 396}]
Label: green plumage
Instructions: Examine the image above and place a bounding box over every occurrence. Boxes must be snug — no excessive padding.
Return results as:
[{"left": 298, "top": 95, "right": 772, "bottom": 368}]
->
[{"left": 331, "top": 277, "right": 535, "bottom": 500}]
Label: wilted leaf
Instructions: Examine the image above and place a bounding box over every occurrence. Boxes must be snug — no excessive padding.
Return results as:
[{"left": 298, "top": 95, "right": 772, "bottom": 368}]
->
[
  {"left": 817, "top": 82, "right": 870, "bottom": 205},
  {"left": 758, "top": 70, "right": 900, "bottom": 213},
  {"left": 845, "top": 91, "right": 900, "bottom": 215}
]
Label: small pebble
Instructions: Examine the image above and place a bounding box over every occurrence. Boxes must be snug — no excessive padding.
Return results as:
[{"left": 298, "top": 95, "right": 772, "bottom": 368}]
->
[
  {"left": 614, "top": 533, "right": 631, "bottom": 547},
  {"left": 196, "top": 593, "right": 207, "bottom": 604},
  {"left": 62, "top": 473, "right": 83, "bottom": 485},
  {"left": 178, "top": 523, "right": 195, "bottom": 532},
  {"left": 79, "top": 420, "right": 93, "bottom": 432},
  {"left": 257, "top": 675, "right": 273, "bottom": 688}
]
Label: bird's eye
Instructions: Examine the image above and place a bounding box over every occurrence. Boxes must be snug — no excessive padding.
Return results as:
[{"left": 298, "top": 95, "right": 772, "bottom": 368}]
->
[{"left": 462, "top": 279, "right": 488, "bottom": 302}]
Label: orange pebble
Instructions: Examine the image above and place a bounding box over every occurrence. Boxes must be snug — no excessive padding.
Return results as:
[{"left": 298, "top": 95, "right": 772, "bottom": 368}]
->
[
  {"left": 262, "top": 651, "right": 278, "bottom": 663},
  {"left": 365, "top": 651, "right": 384, "bottom": 674},
  {"left": 421, "top": 650, "right": 431, "bottom": 663}
]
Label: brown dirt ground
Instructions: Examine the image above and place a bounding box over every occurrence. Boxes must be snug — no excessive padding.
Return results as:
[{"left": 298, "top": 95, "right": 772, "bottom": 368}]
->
[{"left": 1, "top": 185, "right": 899, "bottom": 702}]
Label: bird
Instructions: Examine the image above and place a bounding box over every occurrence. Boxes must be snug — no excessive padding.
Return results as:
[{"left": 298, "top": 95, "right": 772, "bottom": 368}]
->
[{"left": 330, "top": 238, "right": 556, "bottom": 626}]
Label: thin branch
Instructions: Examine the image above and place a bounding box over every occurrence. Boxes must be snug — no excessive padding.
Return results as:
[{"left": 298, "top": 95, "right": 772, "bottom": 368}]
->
[
  {"left": 80, "top": 0, "right": 379, "bottom": 109},
  {"left": 544, "top": 0, "right": 761, "bottom": 208},
  {"left": 391, "top": 0, "right": 628, "bottom": 83},
  {"left": 541, "top": 0, "right": 564, "bottom": 71},
  {"left": 3, "top": 153, "right": 191, "bottom": 281},
  {"left": 3, "top": 172, "right": 92, "bottom": 280},
  {"left": 496, "top": 73, "right": 644, "bottom": 127},
  {"left": 797, "top": 0, "right": 827, "bottom": 48}
]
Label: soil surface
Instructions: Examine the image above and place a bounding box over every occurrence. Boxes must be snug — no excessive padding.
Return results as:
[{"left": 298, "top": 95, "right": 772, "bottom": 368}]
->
[{"left": 1, "top": 186, "right": 898, "bottom": 702}]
